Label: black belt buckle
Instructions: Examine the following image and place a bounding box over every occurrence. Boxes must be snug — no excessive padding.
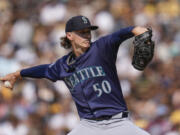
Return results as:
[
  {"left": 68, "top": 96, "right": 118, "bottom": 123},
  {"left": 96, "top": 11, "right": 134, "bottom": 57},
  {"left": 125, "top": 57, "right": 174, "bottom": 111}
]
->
[{"left": 122, "top": 111, "right": 129, "bottom": 118}]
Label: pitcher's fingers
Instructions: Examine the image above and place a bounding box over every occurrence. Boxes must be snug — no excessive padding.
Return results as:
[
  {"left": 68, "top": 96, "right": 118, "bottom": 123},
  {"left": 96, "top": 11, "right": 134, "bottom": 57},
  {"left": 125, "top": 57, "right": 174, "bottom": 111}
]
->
[
  {"left": 0, "top": 76, "right": 10, "bottom": 81},
  {"left": 0, "top": 77, "right": 6, "bottom": 81}
]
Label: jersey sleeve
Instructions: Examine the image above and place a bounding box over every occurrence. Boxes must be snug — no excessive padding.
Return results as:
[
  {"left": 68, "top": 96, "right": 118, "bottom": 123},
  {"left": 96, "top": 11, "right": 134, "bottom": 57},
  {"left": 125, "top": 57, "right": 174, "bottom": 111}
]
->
[
  {"left": 96, "top": 26, "right": 135, "bottom": 60},
  {"left": 20, "top": 59, "right": 62, "bottom": 82}
]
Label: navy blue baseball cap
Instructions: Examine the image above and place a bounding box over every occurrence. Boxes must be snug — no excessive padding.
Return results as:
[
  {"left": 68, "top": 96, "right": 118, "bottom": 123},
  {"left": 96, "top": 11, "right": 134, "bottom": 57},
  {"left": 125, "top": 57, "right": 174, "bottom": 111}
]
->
[{"left": 65, "top": 15, "right": 98, "bottom": 32}]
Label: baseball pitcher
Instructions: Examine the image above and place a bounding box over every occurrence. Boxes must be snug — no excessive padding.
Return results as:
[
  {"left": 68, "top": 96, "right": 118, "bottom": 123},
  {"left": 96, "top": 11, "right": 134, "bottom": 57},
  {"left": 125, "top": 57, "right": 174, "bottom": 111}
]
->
[{"left": 0, "top": 15, "right": 154, "bottom": 135}]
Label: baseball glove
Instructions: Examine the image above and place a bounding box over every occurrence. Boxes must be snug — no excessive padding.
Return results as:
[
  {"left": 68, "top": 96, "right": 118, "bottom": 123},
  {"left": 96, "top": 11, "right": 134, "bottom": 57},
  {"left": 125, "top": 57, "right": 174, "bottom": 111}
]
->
[{"left": 132, "top": 28, "right": 155, "bottom": 71}]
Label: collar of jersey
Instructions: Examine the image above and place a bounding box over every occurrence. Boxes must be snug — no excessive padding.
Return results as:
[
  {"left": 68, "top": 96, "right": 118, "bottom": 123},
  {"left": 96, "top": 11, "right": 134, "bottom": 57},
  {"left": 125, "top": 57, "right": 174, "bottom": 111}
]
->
[
  {"left": 66, "top": 52, "right": 76, "bottom": 66},
  {"left": 66, "top": 44, "right": 92, "bottom": 66}
]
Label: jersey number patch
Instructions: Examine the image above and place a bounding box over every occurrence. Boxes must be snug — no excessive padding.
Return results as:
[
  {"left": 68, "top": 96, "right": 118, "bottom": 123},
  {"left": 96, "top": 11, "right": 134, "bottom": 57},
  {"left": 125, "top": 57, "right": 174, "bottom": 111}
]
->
[{"left": 93, "top": 80, "right": 111, "bottom": 97}]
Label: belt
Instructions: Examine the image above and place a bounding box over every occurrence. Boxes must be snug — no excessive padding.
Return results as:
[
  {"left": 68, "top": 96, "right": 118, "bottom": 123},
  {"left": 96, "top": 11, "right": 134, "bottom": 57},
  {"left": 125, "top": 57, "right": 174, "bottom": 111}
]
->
[{"left": 89, "top": 111, "right": 129, "bottom": 121}]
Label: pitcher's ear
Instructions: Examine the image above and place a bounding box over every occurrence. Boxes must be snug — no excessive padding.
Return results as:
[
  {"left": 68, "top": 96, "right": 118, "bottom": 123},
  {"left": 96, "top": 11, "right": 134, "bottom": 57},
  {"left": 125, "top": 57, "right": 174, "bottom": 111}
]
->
[{"left": 66, "top": 32, "right": 73, "bottom": 40}]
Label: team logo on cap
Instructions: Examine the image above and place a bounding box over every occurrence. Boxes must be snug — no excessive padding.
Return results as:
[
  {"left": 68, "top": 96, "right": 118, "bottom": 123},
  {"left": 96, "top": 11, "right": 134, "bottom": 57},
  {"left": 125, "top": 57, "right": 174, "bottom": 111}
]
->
[{"left": 82, "top": 16, "right": 88, "bottom": 24}]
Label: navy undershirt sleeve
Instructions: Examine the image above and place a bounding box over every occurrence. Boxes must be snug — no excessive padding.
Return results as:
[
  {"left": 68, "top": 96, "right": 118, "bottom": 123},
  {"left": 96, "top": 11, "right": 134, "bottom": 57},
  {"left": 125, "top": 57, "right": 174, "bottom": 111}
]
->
[
  {"left": 97, "top": 26, "right": 135, "bottom": 50},
  {"left": 108, "top": 26, "right": 135, "bottom": 47},
  {"left": 96, "top": 26, "right": 135, "bottom": 62},
  {"left": 20, "top": 64, "right": 59, "bottom": 82}
]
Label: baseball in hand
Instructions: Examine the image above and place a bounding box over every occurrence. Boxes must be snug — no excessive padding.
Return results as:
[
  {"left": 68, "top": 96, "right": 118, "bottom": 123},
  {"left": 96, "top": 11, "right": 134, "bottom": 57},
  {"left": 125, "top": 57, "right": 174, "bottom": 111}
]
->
[{"left": 4, "top": 81, "right": 12, "bottom": 88}]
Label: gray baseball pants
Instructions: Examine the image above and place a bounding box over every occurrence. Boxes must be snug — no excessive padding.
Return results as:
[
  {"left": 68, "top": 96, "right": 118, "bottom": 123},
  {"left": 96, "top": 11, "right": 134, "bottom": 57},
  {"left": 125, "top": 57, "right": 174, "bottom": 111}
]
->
[{"left": 68, "top": 112, "right": 150, "bottom": 135}]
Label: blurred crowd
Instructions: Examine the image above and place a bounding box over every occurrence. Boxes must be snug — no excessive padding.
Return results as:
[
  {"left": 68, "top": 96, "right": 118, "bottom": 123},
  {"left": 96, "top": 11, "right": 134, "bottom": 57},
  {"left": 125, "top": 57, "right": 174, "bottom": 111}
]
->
[{"left": 0, "top": 0, "right": 180, "bottom": 135}]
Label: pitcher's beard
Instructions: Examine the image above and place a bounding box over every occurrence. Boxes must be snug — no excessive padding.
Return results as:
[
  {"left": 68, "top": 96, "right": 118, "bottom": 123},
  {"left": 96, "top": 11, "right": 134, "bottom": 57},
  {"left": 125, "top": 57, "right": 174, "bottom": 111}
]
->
[
  {"left": 75, "top": 42, "right": 90, "bottom": 50},
  {"left": 72, "top": 43, "right": 89, "bottom": 57}
]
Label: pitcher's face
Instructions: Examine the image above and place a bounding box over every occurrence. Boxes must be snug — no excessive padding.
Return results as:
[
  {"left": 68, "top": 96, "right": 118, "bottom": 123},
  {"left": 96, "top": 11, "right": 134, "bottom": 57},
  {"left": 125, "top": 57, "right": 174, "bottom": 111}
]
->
[{"left": 67, "top": 28, "right": 91, "bottom": 49}]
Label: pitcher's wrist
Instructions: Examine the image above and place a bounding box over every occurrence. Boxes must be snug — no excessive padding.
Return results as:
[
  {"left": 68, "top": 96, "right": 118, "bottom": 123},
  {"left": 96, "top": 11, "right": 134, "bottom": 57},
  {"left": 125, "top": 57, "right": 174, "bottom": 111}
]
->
[{"left": 14, "top": 70, "right": 22, "bottom": 80}]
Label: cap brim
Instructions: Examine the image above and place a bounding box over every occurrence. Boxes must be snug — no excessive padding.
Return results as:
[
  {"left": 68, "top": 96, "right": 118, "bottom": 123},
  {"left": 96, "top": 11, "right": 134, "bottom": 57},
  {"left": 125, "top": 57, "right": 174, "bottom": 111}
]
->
[
  {"left": 89, "top": 26, "right": 98, "bottom": 30},
  {"left": 67, "top": 25, "right": 99, "bottom": 32}
]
